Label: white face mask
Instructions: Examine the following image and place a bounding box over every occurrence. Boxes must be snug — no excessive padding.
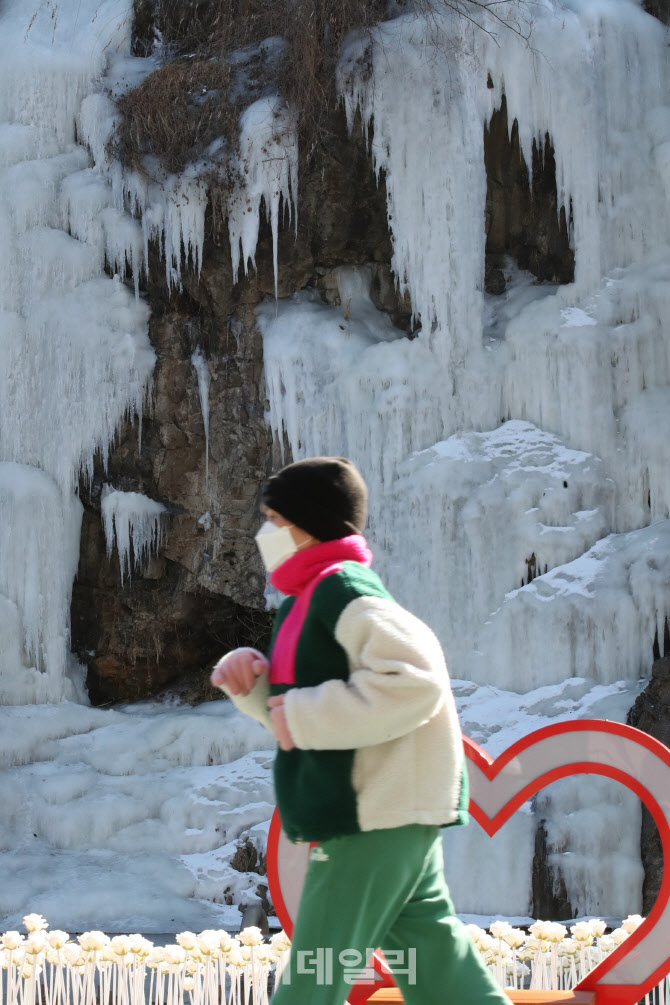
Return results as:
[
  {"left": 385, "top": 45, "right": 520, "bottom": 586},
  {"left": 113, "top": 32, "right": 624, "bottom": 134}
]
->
[{"left": 255, "top": 521, "right": 300, "bottom": 573}]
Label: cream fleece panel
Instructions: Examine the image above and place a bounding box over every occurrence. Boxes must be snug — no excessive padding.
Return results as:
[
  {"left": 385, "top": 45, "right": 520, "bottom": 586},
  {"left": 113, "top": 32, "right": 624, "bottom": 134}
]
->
[
  {"left": 219, "top": 659, "right": 273, "bottom": 732},
  {"left": 284, "top": 596, "right": 448, "bottom": 750},
  {"left": 351, "top": 685, "right": 465, "bottom": 831}
]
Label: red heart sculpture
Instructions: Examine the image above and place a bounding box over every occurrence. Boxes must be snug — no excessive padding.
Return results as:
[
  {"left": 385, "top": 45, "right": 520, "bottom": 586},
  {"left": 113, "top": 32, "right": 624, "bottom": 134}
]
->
[{"left": 267, "top": 720, "right": 670, "bottom": 1005}]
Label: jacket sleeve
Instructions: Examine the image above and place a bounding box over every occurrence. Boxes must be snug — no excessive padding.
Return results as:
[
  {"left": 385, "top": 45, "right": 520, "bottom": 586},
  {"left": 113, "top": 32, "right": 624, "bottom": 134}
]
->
[
  {"left": 216, "top": 648, "right": 273, "bottom": 732},
  {"left": 282, "top": 595, "right": 448, "bottom": 750},
  {"left": 225, "top": 674, "right": 273, "bottom": 731}
]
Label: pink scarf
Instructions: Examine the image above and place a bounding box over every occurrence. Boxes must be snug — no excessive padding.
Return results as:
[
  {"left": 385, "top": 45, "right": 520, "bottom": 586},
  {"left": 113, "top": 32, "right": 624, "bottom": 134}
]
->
[{"left": 269, "top": 535, "right": 373, "bottom": 686}]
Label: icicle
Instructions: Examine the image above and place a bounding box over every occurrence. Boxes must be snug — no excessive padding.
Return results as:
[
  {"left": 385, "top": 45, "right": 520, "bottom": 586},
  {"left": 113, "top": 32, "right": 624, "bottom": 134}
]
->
[
  {"left": 191, "top": 349, "right": 211, "bottom": 482},
  {"left": 101, "top": 486, "right": 166, "bottom": 585}
]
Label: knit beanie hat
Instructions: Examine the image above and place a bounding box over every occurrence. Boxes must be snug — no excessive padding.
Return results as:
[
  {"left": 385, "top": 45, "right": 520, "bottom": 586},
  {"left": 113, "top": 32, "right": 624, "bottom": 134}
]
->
[{"left": 262, "top": 456, "right": 368, "bottom": 542}]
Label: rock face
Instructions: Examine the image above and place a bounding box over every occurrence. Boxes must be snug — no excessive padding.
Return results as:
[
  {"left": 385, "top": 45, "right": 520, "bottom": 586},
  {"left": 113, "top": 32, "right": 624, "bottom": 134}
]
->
[
  {"left": 72, "top": 90, "right": 575, "bottom": 703},
  {"left": 71, "top": 109, "right": 408, "bottom": 704},
  {"left": 485, "top": 95, "right": 574, "bottom": 290},
  {"left": 644, "top": 0, "right": 670, "bottom": 24},
  {"left": 627, "top": 651, "right": 670, "bottom": 913}
]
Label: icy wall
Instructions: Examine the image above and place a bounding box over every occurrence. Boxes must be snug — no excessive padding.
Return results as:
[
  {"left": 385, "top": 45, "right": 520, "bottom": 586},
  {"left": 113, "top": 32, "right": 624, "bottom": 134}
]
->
[
  {"left": 0, "top": 0, "right": 154, "bottom": 704},
  {"left": 0, "top": 0, "right": 277, "bottom": 931},
  {"left": 1, "top": 0, "right": 669, "bottom": 931},
  {"left": 259, "top": 0, "right": 670, "bottom": 918}
]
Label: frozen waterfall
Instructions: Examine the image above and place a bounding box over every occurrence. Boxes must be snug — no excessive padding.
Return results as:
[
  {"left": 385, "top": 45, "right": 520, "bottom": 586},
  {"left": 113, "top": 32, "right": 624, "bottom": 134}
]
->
[
  {"left": 1, "top": 0, "right": 669, "bottom": 933},
  {"left": 0, "top": 0, "right": 154, "bottom": 703},
  {"left": 260, "top": 0, "right": 670, "bottom": 920}
]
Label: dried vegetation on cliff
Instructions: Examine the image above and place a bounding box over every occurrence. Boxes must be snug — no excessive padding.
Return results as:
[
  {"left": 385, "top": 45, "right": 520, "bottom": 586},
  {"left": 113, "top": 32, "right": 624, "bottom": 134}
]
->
[{"left": 121, "top": 0, "right": 536, "bottom": 176}]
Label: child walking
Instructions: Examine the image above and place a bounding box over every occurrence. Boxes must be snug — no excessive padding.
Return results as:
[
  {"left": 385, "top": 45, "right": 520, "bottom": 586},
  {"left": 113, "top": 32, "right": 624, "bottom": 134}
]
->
[{"left": 211, "top": 456, "right": 509, "bottom": 1005}]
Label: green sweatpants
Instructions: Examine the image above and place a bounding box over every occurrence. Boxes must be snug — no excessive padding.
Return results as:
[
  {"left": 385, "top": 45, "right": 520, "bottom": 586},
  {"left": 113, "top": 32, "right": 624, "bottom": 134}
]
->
[{"left": 272, "top": 824, "right": 509, "bottom": 1005}]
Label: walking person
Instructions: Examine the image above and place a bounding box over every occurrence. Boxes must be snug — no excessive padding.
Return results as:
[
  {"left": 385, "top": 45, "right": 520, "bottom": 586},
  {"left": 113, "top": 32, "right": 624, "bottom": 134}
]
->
[{"left": 211, "top": 456, "right": 509, "bottom": 1005}]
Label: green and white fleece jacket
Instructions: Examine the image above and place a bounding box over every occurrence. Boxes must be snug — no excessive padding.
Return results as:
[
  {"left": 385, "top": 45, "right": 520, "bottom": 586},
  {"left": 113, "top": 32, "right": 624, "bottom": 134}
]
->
[{"left": 227, "top": 560, "right": 469, "bottom": 843}]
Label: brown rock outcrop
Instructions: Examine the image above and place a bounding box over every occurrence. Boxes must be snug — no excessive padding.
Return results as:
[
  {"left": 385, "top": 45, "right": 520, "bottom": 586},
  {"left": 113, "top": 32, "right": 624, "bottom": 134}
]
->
[
  {"left": 72, "top": 109, "right": 410, "bottom": 704},
  {"left": 71, "top": 53, "right": 575, "bottom": 705},
  {"left": 485, "top": 94, "right": 574, "bottom": 289}
]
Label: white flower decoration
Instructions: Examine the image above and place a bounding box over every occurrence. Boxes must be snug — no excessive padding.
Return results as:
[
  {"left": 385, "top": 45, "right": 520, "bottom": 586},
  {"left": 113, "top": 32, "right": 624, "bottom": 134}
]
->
[
  {"left": 464, "top": 924, "right": 486, "bottom": 946},
  {"left": 490, "top": 920, "right": 513, "bottom": 940},
  {"left": 1, "top": 933, "right": 24, "bottom": 951},
  {"left": 622, "top": 914, "right": 644, "bottom": 934},
  {"left": 502, "top": 928, "right": 526, "bottom": 949},
  {"left": 570, "top": 922, "right": 594, "bottom": 944},
  {"left": 110, "top": 935, "right": 132, "bottom": 956},
  {"left": 23, "top": 915, "right": 48, "bottom": 933},
  {"left": 176, "top": 932, "right": 198, "bottom": 951},
  {"left": 25, "top": 932, "right": 48, "bottom": 954},
  {"left": 163, "top": 945, "right": 187, "bottom": 966},
  {"left": 238, "top": 926, "right": 263, "bottom": 947},
  {"left": 47, "top": 931, "right": 69, "bottom": 950},
  {"left": 78, "top": 931, "right": 109, "bottom": 952}
]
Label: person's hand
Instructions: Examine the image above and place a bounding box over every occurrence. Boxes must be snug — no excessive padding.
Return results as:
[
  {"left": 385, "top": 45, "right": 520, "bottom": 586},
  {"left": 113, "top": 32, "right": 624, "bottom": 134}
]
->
[
  {"left": 210, "top": 648, "right": 269, "bottom": 696},
  {"left": 267, "top": 694, "right": 296, "bottom": 751}
]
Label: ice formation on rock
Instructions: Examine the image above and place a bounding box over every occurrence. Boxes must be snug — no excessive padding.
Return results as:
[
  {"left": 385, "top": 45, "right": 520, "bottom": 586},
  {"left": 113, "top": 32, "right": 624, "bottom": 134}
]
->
[
  {"left": 0, "top": 0, "right": 155, "bottom": 701},
  {"left": 382, "top": 420, "right": 615, "bottom": 678},
  {"left": 0, "top": 464, "right": 83, "bottom": 705},
  {"left": 101, "top": 487, "right": 167, "bottom": 585},
  {"left": 259, "top": 0, "right": 670, "bottom": 918},
  {"left": 191, "top": 348, "right": 211, "bottom": 481},
  {"left": 474, "top": 522, "right": 670, "bottom": 691},
  {"left": 0, "top": 0, "right": 293, "bottom": 932},
  {"left": 78, "top": 83, "right": 298, "bottom": 295}
]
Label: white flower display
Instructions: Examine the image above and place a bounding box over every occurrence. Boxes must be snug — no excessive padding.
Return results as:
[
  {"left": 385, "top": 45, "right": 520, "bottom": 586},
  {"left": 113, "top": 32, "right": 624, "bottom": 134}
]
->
[
  {"left": 176, "top": 932, "right": 198, "bottom": 951},
  {"left": 237, "top": 926, "right": 263, "bottom": 947},
  {"left": 129, "top": 935, "right": 153, "bottom": 957},
  {"left": 529, "top": 920, "right": 552, "bottom": 940},
  {"left": 490, "top": 920, "right": 513, "bottom": 940},
  {"left": 78, "top": 931, "right": 109, "bottom": 952},
  {"left": 196, "top": 931, "right": 219, "bottom": 955},
  {"left": 25, "top": 932, "right": 48, "bottom": 954},
  {"left": 0, "top": 912, "right": 661, "bottom": 1005},
  {"left": 622, "top": 914, "right": 645, "bottom": 934},
  {"left": 227, "top": 947, "right": 245, "bottom": 968},
  {"left": 502, "top": 928, "right": 526, "bottom": 949},
  {"left": 162, "top": 945, "right": 187, "bottom": 966},
  {"left": 570, "top": 922, "right": 594, "bottom": 944},
  {"left": 1, "top": 933, "right": 24, "bottom": 951},
  {"left": 109, "top": 935, "right": 133, "bottom": 956},
  {"left": 219, "top": 932, "right": 236, "bottom": 953},
  {"left": 465, "top": 924, "right": 486, "bottom": 946},
  {"left": 63, "top": 945, "right": 86, "bottom": 967},
  {"left": 22, "top": 915, "right": 48, "bottom": 933},
  {"left": 47, "top": 931, "right": 69, "bottom": 950}
]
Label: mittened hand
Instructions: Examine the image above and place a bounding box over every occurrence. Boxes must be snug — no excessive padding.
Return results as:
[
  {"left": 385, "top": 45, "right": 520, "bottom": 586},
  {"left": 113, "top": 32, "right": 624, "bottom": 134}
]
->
[
  {"left": 210, "top": 647, "right": 269, "bottom": 696},
  {"left": 267, "top": 694, "right": 296, "bottom": 751}
]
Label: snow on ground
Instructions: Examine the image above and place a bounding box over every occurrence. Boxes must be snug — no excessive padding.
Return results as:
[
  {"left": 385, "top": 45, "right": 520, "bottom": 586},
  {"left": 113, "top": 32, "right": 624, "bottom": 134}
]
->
[{"left": 0, "top": 700, "right": 275, "bottom": 932}]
